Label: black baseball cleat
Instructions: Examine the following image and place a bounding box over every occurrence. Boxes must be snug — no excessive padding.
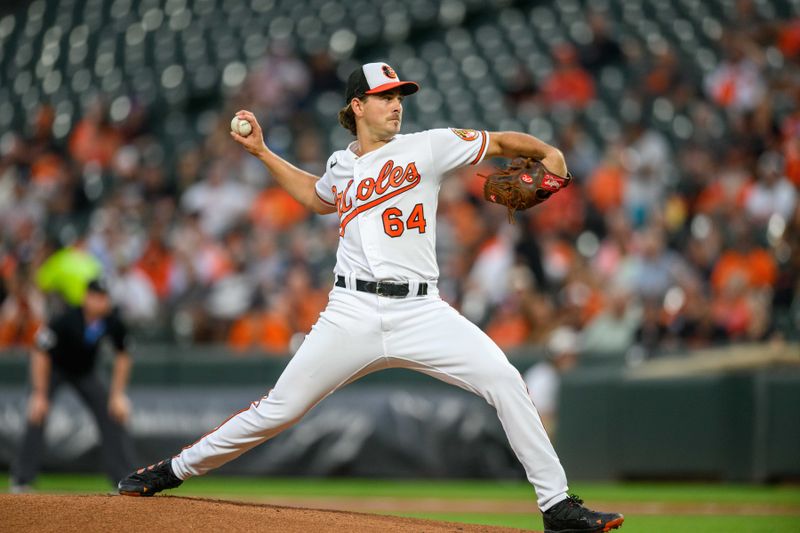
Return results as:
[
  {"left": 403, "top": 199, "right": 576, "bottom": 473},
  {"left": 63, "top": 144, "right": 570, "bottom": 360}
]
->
[
  {"left": 118, "top": 458, "right": 183, "bottom": 497},
  {"left": 543, "top": 494, "right": 624, "bottom": 533}
]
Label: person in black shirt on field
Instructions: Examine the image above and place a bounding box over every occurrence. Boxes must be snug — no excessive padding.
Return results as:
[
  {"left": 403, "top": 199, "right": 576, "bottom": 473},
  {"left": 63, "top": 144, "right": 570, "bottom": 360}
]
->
[{"left": 10, "top": 279, "right": 136, "bottom": 492}]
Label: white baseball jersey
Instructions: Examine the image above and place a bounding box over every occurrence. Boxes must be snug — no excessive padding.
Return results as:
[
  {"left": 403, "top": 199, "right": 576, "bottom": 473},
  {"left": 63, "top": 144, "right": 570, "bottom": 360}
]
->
[{"left": 314, "top": 128, "right": 490, "bottom": 282}]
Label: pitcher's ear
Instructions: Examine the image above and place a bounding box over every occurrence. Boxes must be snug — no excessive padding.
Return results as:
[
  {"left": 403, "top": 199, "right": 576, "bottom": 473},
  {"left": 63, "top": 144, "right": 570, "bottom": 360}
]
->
[{"left": 351, "top": 97, "right": 366, "bottom": 117}]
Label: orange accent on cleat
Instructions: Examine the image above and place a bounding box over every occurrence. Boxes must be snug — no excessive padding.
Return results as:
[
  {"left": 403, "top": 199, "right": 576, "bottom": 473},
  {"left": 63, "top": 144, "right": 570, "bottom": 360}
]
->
[{"left": 603, "top": 516, "right": 625, "bottom": 531}]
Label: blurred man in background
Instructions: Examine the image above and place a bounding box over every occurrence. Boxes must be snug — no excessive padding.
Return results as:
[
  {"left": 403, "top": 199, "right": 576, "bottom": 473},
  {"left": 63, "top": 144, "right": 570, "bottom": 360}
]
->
[
  {"left": 34, "top": 236, "right": 102, "bottom": 309},
  {"left": 9, "top": 279, "right": 136, "bottom": 492},
  {"left": 524, "top": 327, "right": 580, "bottom": 438}
]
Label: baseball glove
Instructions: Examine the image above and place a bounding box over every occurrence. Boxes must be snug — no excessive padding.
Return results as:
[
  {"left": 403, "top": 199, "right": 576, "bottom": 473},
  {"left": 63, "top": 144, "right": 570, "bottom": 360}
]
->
[{"left": 482, "top": 158, "right": 572, "bottom": 222}]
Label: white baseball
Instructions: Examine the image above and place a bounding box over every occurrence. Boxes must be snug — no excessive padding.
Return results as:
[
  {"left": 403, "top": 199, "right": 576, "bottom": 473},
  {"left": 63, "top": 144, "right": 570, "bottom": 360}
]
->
[{"left": 231, "top": 117, "right": 252, "bottom": 137}]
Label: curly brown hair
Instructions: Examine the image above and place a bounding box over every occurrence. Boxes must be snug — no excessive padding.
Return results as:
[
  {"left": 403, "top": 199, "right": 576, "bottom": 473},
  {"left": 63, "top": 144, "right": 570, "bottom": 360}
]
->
[{"left": 338, "top": 102, "right": 358, "bottom": 136}]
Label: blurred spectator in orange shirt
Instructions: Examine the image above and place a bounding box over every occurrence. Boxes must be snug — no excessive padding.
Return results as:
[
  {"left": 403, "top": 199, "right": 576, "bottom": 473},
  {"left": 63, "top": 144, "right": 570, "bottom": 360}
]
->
[
  {"left": 777, "top": 18, "right": 800, "bottom": 58},
  {"left": 530, "top": 183, "right": 586, "bottom": 237},
  {"left": 0, "top": 268, "right": 45, "bottom": 348},
  {"left": 644, "top": 47, "right": 684, "bottom": 98},
  {"left": 712, "top": 273, "right": 754, "bottom": 338},
  {"left": 486, "top": 298, "right": 531, "bottom": 351},
  {"left": 29, "top": 153, "right": 66, "bottom": 190},
  {"left": 68, "top": 98, "right": 123, "bottom": 169},
  {"left": 258, "top": 293, "right": 293, "bottom": 354},
  {"left": 137, "top": 233, "right": 177, "bottom": 300},
  {"left": 227, "top": 311, "right": 258, "bottom": 353},
  {"left": 695, "top": 148, "right": 752, "bottom": 216},
  {"left": 542, "top": 44, "right": 596, "bottom": 109},
  {"left": 711, "top": 222, "right": 777, "bottom": 293},
  {"left": 228, "top": 265, "right": 326, "bottom": 355},
  {"left": 446, "top": 201, "right": 487, "bottom": 251},
  {"left": 284, "top": 265, "right": 328, "bottom": 334},
  {"left": 587, "top": 143, "right": 626, "bottom": 214},
  {"left": 250, "top": 187, "right": 309, "bottom": 230},
  {"left": 712, "top": 248, "right": 777, "bottom": 293}
]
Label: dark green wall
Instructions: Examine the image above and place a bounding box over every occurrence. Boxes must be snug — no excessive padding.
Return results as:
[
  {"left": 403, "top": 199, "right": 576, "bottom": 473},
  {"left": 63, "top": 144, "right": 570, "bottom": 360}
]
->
[{"left": 557, "top": 368, "right": 800, "bottom": 482}]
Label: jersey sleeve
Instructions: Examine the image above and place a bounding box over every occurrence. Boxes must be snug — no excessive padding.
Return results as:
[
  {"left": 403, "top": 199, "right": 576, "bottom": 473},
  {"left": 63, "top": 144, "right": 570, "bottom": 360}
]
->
[
  {"left": 314, "top": 155, "right": 338, "bottom": 208},
  {"left": 428, "top": 128, "right": 490, "bottom": 176},
  {"left": 35, "top": 314, "right": 65, "bottom": 353},
  {"left": 108, "top": 311, "right": 130, "bottom": 352},
  {"left": 34, "top": 325, "right": 58, "bottom": 353}
]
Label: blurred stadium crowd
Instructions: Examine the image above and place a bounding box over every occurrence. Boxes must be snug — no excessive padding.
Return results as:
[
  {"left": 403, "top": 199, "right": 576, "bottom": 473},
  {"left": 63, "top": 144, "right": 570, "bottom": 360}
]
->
[{"left": 0, "top": 0, "right": 798, "bottom": 359}]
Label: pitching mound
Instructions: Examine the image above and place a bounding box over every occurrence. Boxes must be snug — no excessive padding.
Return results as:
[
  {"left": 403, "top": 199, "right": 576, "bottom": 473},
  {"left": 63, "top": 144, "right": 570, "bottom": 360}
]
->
[{"left": 0, "top": 494, "right": 534, "bottom": 532}]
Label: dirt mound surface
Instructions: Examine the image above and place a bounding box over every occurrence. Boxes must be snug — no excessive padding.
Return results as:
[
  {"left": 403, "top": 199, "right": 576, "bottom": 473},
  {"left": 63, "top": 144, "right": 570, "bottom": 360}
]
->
[{"left": 0, "top": 494, "right": 535, "bottom": 532}]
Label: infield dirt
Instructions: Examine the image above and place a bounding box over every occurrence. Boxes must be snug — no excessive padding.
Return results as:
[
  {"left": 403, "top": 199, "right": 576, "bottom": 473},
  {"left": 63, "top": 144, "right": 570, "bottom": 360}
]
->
[{"left": 0, "top": 494, "right": 536, "bottom": 532}]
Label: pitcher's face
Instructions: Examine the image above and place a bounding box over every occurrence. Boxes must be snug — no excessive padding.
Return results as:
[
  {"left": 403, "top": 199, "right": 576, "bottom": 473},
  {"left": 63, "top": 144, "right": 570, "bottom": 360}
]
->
[{"left": 359, "top": 89, "right": 404, "bottom": 138}]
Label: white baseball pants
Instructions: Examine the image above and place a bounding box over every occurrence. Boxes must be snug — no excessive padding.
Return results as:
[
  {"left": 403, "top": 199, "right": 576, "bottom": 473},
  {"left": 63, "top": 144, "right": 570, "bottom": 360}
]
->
[{"left": 171, "top": 283, "right": 569, "bottom": 510}]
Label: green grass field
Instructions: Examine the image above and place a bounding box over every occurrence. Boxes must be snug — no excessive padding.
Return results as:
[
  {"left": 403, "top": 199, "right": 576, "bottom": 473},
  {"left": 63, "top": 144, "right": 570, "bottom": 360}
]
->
[{"left": 3, "top": 473, "right": 799, "bottom": 532}]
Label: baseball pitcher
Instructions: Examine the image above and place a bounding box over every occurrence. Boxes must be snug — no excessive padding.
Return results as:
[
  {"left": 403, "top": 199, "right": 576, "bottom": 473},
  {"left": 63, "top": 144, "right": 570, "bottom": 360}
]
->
[{"left": 118, "top": 62, "right": 623, "bottom": 533}]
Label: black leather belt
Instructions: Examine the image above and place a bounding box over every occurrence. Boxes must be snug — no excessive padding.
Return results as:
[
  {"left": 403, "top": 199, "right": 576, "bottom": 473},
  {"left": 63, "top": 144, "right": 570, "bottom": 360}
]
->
[{"left": 335, "top": 275, "right": 428, "bottom": 298}]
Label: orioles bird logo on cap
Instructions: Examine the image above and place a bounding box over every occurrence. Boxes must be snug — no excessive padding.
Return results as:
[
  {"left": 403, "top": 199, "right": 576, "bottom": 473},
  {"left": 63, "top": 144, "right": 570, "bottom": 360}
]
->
[{"left": 382, "top": 65, "right": 398, "bottom": 79}]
